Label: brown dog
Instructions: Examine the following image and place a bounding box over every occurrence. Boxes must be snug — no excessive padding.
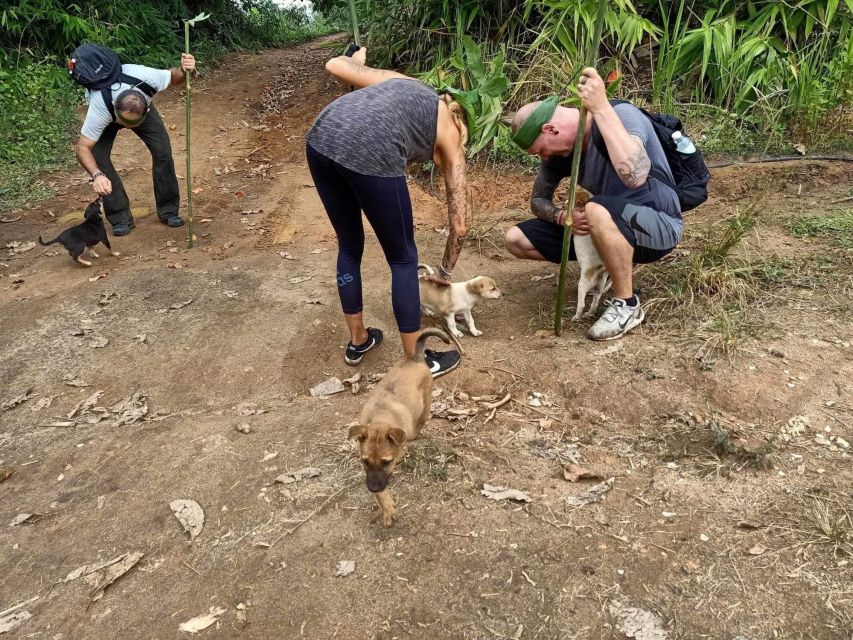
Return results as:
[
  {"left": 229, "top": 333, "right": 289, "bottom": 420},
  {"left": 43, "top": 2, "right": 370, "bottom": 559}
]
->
[{"left": 348, "top": 328, "right": 452, "bottom": 526}]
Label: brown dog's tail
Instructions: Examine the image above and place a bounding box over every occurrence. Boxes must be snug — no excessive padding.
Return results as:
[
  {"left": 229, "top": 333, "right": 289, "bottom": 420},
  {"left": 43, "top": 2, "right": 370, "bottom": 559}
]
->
[
  {"left": 417, "top": 263, "right": 435, "bottom": 276},
  {"left": 38, "top": 235, "right": 59, "bottom": 246},
  {"left": 411, "top": 328, "right": 452, "bottom": 362}
]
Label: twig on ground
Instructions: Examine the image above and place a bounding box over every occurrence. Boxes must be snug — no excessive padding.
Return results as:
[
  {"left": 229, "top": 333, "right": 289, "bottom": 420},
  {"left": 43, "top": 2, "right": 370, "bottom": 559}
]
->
[{"left": 269, "top": 480, "right": 358, "bottom": 547}]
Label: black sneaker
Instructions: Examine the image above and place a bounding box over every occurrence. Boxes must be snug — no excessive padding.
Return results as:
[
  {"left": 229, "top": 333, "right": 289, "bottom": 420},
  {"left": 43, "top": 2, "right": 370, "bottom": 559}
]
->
[
  {"left": 160, "top": 214, "right": 185, "bottom": 228},
  {"left": 112, "top": 222, "right": 136, "bottom": 237},
  {"left": 424, "top": 349, "right": 460, "bottom": 378},
  {"left": 344, "top": 327, "right": 383, "bottom": 365}
]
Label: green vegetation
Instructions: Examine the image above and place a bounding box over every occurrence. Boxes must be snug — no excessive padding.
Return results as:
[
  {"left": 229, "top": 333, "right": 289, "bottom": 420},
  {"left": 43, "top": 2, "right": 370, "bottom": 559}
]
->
[
  {"left": 787, "top": 209, "right": 853, "bottom": 248},
  {"left": 319, "top": 0, "right": 852, "bottom": 156},
  {"left": 0, "top": 0, "right": 333, "bottom": 212}
]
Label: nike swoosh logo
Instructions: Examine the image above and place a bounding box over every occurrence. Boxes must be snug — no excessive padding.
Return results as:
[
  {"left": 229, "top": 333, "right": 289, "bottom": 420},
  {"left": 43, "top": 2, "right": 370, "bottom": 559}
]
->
[
  {"left": 629, "top": 212, "right": 650, "bottom": 236},
  {"left": 618, "top": 310, "right": 637, "bottom": 330},
  {"left": 428, "top": 360, "right": 441, "bottom": 373}
]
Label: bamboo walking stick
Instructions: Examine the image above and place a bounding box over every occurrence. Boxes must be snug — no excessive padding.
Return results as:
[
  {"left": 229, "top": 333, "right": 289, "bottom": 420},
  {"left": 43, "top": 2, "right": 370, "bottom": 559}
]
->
[
  {"left": 182, "top": 12, "right": 209, "bottom": 249},
  {"left": 554, "top": 0, "right": 609, "bottom": 335},
  {"left": 347, "top": 0, "right": 361, "bottom": 46}
]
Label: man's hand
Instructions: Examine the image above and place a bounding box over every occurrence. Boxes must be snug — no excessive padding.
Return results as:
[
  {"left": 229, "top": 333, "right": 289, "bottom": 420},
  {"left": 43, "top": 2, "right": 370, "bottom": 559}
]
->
[
  {"left": 180, "top": 53, "right": 196, "bottom": 73},
  {"left": 577, "top": 67, "right": 609, "bottom": 115},
  {"left": 571, "top": 206, "right": 590, "bottom": 235},
  {"left": 93, "top": 175, "right": 112, "bottom": 196}
]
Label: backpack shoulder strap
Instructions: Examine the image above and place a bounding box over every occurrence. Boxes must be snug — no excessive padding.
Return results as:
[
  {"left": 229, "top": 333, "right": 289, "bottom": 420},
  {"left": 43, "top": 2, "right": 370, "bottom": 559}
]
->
[
  {"left": 101, "top": 75, "right": 157, "bottom": 121},
  {"left": 118, "top": 74, "right": 157, "bottom": 98}
]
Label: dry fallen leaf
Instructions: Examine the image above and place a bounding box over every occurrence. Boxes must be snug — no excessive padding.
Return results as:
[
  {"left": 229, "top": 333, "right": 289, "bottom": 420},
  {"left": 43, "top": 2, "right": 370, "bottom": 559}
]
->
[
  {"left": 87, "top": 551, "right": 144, "bottom": 602},
  {"left": 1, "top": 388, "right": 37, "bottom": 411},
  {"left": 64, "top": 375, "right": 90, "bottom": 387},
  {"left": 565, "top": 478, "right": 615, "bottom": 507},
  {"left": 336, "top": 560, "right": 356, "bottom": 577},
  {"left": 274, "top": 467, "right": 321, "bottom": 484},
  {"left": 0, "top": 610, "right": 33, "bottom": 634},
  {"left": 67, "top": 390, "right": 104, "bottom": 419},
  {"left": 170, "top": 499, "right": 205, "bottom": 542},
  {"left": 310, "top": 377, "right": 345, "bottom": 397},
  {"left": 481, "top": 483, "right": 532, "bottom": 503},
  {"left": 0, "top": 467, "right": 13, "bottom": 483},
  {"left": 748, "top": 543, "right": 768, "bottom": 556},
  {"left": 9, "top": 513, "right": 39, "bottom": 527},
  {"left": 179, "top": 607, "right": 226, "bottom": 634},
  {"left": 562, "top": 463, "right": 604, "bottom": 483}
]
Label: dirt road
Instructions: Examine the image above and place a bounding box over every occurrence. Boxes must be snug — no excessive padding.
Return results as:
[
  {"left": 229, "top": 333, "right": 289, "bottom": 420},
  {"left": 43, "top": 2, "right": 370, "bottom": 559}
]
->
[{"left": 1, "top": 39, "right": 851, "bottom": 639}]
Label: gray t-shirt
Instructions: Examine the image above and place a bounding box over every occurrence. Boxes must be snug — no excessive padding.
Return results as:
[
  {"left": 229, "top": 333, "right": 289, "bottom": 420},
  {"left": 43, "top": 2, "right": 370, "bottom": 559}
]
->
[
  {"left": 306, "top": 78, "right": 439, "bottom": 178},
  {"left": 80, "top": 64, "right": 172, "bottom": 142},
  {"left": 533, "top": 103, "right": 681, "bottom": 218}
]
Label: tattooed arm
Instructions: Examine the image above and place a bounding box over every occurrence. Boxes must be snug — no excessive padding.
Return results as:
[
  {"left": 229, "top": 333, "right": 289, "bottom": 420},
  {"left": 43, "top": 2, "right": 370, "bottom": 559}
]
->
[
  {"left": 531, "top": 156, "right": 573, "bottom": 224},
  {"left": 590, "top": 107, "right": 651, "bottom": 188},
  {"left": 433, "top": 102, "right": 469, "bottom": 282},
  {"left": 577, "top": 68, "right": 651, "bottom": 188}
]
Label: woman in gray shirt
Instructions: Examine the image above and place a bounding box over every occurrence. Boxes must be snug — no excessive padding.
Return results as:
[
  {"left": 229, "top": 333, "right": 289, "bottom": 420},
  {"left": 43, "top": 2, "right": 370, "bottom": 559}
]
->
[{"left": 306, "top": 47, "right": 469, "bottom": 377}]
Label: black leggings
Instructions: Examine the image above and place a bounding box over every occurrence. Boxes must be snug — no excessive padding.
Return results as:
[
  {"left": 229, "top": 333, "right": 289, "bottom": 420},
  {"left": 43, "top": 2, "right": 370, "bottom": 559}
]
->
[{"left": 306, "top": 144, "right": 420, "bottom": 333}]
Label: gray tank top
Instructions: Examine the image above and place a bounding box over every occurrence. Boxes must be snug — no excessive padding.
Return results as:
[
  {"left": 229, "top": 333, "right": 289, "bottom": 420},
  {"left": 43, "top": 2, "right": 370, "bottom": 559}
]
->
[{"left": 307, "top": 79, "right": 439, "bottom": 178}]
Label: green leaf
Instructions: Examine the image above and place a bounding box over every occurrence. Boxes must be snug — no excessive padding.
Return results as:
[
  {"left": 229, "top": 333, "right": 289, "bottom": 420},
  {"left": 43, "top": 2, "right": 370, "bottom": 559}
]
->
[
  {"left": 462, "top": 36, "right": 485, "bottom": 83},
  {"left": 477, "top": 75, "right": 509, "bottom": 98}
]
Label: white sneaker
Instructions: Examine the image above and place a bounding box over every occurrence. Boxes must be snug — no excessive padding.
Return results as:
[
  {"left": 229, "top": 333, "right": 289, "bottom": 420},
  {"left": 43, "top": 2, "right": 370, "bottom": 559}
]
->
[{"left": 587, "top": 297, "right": 645, "bottom": 341}]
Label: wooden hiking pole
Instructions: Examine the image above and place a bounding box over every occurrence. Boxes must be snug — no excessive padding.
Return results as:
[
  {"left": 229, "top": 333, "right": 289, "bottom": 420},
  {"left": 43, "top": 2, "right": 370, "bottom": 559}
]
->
[
  {"left": 183, "top": 12, "right": 209, "bottom": 248},
  {"left": 554, "top": 0, "right": 609, "bottom": 335},
  {"left": 347, "top": 0, "right": 361, "bottom": 46}
]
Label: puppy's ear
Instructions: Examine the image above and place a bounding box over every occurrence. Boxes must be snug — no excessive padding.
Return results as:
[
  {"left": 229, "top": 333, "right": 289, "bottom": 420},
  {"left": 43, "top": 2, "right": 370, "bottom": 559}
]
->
[
  {"left": 347, "top": 424, "right": 366, "bottom": 441},
  {"left": 387, "top": 428, "right": 406, "bottom": 446}
]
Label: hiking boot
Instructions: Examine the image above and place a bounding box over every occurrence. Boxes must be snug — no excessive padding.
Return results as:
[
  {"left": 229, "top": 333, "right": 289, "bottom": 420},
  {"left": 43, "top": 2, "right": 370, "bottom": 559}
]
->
[
  {"left": 112, "top": 222, "right": 136, "bottom": 236},
  {"left": 344, "top": 327, "right": 383, "bottom": 365},
  {"left": 587, "top": 296, "right": 645, "bottom": 341},
  {"left": 160, "top": 214, "right": 185, "bottom": 228},
  {"left": 424, "top": 349, "right": 460, "bottom": 378}
]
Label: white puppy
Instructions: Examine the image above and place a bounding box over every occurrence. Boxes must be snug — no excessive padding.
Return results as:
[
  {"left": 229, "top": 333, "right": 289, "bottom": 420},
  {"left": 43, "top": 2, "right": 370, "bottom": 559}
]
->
[
  {"left": 571, "top": 234, "right": 611, "bottom": 320},
  {"left": 570, "top": 189, "right": 611, "bottom": 320},
  {"left": 418, "top": 265, "right": 502, "bottom": 338}
]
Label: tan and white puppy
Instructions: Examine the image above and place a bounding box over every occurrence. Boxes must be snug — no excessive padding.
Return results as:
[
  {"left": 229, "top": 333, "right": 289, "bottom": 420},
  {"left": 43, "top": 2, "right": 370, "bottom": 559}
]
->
[
  {"left": 348, "top": 328, "right": 452, "bottom": 526},
  {"left": 572, "top": 190, "right": 611, "bottom": 320},
  {"left": 418, "top": 264, "right": 502, "bottom": 338}
]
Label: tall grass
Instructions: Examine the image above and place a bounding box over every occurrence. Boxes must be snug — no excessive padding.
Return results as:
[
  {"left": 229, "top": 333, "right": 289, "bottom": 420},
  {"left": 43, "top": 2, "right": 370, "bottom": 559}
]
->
[{"left": 334, "top": 0, "right": 852, "bottom": 150}]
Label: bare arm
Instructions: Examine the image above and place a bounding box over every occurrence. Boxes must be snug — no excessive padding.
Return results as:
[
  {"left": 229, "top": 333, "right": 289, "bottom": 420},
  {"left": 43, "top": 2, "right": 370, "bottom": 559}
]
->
[
  {"left": 76, "top": 136, "right": 112, "bottom": 195},
  {"left": 434, "top": 106, "right": 469, "bottom": 279},
  {"left": 170, "top": 54, "right": 197, "bottom": 87},
  {"left": 577, "top": 67, "right": 650, "bottom": 189},
  {"left": 593, "top": 107, "right": 650, "bottom": 188},
  {"left": 324, "top": 55, "right": 409, "bottom": 89}
]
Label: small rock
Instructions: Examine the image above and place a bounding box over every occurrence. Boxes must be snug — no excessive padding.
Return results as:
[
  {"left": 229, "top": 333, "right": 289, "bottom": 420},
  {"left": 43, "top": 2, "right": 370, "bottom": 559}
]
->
[{"left": 236, "top": 423, "right": 251, "bottom": 434}]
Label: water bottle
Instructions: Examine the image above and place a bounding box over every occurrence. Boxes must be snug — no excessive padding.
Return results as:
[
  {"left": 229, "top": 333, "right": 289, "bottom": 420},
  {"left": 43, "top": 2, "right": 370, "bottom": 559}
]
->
[{"left": 672, "top": 130, "right": 696, "bottom": 154}]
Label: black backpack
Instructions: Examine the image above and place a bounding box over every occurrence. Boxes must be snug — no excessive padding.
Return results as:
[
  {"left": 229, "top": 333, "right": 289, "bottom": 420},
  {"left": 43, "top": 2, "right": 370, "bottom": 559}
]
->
[
  {"left": 593, "top": 100, "right": 711, "bottom": 212},
  {"left": 69, "top": 44, "right": 157, "bottom": 120}
]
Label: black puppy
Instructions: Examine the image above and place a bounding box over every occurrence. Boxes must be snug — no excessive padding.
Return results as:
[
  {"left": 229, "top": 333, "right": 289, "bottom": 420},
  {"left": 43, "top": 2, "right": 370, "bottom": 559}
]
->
[{"left": 38, "top": 199, "right": 119, "bottom": 267}]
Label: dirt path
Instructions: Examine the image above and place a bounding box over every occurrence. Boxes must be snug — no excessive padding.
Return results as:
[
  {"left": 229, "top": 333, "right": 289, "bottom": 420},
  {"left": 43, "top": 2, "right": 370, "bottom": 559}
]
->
[{"left": 1, "top": 40, "right": 852, "bottom": 639}]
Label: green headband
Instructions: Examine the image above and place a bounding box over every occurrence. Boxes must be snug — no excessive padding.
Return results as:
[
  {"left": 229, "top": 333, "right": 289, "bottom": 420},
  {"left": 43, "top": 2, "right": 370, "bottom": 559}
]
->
[{"left": 512, "top": 95, "right": 559, "bottom": 150}]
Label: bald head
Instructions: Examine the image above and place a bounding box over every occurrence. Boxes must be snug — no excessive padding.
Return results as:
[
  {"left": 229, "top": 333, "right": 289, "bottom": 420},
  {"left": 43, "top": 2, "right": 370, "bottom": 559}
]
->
[{"left": 511, "top": 102, "right": 581, "bottom": 159}]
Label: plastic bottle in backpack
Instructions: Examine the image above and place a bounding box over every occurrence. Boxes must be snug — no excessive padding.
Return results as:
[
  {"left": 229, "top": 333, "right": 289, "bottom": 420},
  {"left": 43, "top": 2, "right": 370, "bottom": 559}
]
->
[{"left": 671, "top": 130, "right": 696, "bottom": 154}]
